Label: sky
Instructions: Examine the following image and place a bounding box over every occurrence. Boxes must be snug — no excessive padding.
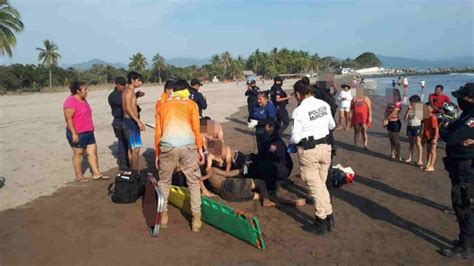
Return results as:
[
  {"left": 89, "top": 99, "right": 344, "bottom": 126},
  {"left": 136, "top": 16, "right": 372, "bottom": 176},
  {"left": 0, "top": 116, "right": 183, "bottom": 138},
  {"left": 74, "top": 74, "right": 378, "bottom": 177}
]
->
[{"left": 2, "top": 0, "right": 473, "bottom": 66}]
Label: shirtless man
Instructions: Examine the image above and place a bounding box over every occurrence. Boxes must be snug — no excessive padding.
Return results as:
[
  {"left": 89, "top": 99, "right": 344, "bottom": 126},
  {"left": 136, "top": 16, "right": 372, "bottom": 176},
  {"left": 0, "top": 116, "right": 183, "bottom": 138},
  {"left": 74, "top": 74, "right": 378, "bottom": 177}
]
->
[
  {"left": 203, "top": 167, "right": 275, "bottom": 207},
  {"left": 206, "top": 138, "right": 247, "bottom": 173},
  {"left": 122, "top": 71, "right": 145, "bottom": 173},
  {"left": 203, "top": 141, "right": 305, "bottom": 207}
]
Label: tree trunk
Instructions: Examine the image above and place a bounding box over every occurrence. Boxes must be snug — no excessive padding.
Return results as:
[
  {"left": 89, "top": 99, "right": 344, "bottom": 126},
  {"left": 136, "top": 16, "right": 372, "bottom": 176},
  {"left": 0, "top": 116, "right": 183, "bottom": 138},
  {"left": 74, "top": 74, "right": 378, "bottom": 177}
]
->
[
  {"left": 158, "top": 67, "right": 162, "bottom": 84},
  {"left": 49, "top": 69, "right": 52, "bottom": 87}
]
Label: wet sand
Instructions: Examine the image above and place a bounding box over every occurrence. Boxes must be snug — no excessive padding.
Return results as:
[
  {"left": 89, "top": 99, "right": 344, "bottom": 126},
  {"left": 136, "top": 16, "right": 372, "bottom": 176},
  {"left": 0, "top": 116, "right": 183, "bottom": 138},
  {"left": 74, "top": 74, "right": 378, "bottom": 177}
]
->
[{"left": 0, "top": 86, "right": 464, "bottom": 265}]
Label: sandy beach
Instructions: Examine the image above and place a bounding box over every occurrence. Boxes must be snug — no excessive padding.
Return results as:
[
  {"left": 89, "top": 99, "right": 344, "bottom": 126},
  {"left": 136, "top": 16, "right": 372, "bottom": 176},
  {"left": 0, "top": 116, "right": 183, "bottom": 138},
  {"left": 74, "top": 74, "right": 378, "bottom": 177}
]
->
[
  {"left": 0, "top": 79, "right": 463, "bottom": 264},
  {"left": 0, "top": 80, "right": 268, "bottom": 211}
]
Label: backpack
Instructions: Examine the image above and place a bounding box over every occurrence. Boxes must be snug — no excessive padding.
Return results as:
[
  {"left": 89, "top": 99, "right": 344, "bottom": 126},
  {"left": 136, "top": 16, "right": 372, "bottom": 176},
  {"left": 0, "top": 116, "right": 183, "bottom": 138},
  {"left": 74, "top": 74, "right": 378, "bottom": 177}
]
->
[{"left": 108, "top": 171, "right": 145, "bottom": 204}]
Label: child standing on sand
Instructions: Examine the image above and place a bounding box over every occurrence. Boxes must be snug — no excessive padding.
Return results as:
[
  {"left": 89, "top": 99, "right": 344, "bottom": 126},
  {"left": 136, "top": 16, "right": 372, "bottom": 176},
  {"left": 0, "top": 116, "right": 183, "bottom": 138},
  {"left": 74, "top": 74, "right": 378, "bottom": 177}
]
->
[
  {"left": 384, "top": 89, "right": 402, "bottom": 161},
  {"left": 404, "top": 95, "right": 423, "bottom": 166},
  {"left": 421, "top": 102, "right": 439, "bottom": 172},
  {"left": 336, "top": 84, "right": 352, "bottom": 130}
]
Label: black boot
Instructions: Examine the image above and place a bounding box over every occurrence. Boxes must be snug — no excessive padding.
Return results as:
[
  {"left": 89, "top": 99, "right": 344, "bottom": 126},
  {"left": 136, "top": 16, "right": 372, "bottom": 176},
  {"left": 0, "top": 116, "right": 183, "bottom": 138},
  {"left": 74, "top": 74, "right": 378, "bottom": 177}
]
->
[
  {"left": 442, "top": 246, "right": 474, "bottom": 259},
  {"left": 313, "top": 216, "right": 329, "bottom": 236},
  {"left": 326, "top": 214, "right": 335, "bottom": 232}
]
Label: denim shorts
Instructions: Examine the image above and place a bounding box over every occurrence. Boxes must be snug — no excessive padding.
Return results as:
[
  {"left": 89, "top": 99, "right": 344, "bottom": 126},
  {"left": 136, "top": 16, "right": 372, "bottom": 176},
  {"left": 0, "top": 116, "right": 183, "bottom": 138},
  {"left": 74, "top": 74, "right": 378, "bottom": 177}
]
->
[
  {"left": 66, "top": 130, "right": 95, "bottom": 148},
  {"left": 406, "top": 126, "right": 422, "bottom": 137}
]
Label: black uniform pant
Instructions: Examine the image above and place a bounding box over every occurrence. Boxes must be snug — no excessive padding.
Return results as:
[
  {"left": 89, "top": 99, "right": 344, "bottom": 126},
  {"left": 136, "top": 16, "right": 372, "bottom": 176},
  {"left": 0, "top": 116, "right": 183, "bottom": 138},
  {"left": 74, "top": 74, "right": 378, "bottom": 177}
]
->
[
  {"left": 247, "top": 103, "right": 254, "bottom": 122},
  {"left": 112, "top": 121, "right": 130, "bottom": 171},
  {"left": 255, "top": 127, "right": 265, "bottom": 155},
  {"left": 247, "top": 160, "right": 290, "bottom": 193},
  {"left": 277, "top": 106, "right": 290, "bottom": 134},
  {"left": 444, "top": 157, "right": 474, "bottom": 248}
]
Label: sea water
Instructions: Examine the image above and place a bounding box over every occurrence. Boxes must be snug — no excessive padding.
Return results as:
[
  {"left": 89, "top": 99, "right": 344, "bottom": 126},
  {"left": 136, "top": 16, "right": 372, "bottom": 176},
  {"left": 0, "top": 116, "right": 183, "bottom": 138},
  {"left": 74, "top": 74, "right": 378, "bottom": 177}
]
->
[{"left": 372, "top": 73, "right": 474, "bottom": 101}]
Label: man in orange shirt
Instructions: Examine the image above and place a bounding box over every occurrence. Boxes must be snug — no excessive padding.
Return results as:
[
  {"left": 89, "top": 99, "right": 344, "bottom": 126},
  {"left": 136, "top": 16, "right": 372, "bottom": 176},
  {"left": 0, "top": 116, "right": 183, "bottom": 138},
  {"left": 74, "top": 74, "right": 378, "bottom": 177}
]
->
[{"left": 155, "top": 79, "right": 205, "bottom": 232}]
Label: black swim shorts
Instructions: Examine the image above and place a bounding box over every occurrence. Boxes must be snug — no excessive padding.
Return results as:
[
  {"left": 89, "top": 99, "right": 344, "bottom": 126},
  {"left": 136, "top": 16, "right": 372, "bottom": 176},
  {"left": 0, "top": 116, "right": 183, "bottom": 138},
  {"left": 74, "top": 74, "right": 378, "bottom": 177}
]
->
[{"left": 220, "top": 178, "right": 254, "bottom": 202}]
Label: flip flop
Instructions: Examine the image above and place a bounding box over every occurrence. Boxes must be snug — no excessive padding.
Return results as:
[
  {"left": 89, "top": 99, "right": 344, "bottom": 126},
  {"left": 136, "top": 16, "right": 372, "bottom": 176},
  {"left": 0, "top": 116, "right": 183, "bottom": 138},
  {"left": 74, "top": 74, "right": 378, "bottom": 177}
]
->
[
  {"left": 75, "top": 177, "right": 90, "bottom": 183},
  {"left": 92, "top": 175, "right": 110, "bottom": 180}
]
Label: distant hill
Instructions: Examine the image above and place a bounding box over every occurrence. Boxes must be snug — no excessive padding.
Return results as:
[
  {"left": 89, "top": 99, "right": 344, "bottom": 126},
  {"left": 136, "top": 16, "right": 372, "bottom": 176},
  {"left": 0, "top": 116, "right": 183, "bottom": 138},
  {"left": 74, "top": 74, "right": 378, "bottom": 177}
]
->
[
  {"left": 166, "top": 57, "right": 211, "bottom": 67},
  {"left": 63, "top": 57, "right": 211, "bottom": 70},
  {"left": 377, "top": 55, "right": 474, "bottom": 69},
  {"left": 64, "top": 58, "right": 127, "bottom": 70}
]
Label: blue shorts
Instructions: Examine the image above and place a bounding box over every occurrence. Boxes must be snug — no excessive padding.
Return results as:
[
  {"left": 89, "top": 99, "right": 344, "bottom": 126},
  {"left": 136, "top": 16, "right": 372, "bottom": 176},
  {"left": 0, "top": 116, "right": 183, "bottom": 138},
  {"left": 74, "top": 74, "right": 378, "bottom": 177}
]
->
[
  {"left": 406, "top": 126, "right": 422, "bottom": 137},
  {"left": 66, "top": 130, "right": 95, "bottom": 148},
  {"left": 123, "top": 118, "right": 142, "bottom": 149}
]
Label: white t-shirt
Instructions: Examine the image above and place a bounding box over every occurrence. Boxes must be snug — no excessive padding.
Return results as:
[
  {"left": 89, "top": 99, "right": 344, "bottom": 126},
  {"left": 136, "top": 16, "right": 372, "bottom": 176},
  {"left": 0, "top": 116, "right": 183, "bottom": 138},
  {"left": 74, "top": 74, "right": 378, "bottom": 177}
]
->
[
  {"left": 420, "top": 80, "right": 425, "bottom": 87},
  {"left": 403, "top": 77, "right": 408, "bottom": 86},
  {"left": 337, "top": 90, "right": 353, "bottom": 108},
  {"left": 290, "top": 96, "right": 336, "bottom": 144}
]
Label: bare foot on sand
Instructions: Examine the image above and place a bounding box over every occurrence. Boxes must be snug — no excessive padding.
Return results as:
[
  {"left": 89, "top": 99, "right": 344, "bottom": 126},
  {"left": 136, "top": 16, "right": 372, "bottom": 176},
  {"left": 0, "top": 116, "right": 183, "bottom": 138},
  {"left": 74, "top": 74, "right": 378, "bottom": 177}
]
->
[
  {"left": 263, "top": 199, "right": 276, "bottom": 207},
  {"left": 294, "top": 198, "right": 306, "bottom": 207},
  {"left": 424, "top": 167, "right": 435, "bottom": 172},
  {"left": 404, "top": 158, "right": 412, "bottom": 163}
]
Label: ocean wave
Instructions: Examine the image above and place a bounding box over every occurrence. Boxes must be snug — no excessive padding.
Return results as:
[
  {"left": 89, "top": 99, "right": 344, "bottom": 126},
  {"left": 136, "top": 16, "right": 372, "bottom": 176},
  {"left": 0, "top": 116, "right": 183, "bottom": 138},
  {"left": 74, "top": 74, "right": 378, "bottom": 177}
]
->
[{"left": 449, "top": 73, "right": 474, "bottom": 76}]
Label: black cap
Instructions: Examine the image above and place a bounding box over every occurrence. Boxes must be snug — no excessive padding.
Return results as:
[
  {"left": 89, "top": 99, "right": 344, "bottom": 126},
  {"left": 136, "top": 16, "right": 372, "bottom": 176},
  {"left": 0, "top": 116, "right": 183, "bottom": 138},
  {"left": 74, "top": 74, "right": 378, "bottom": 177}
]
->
[
  {"left": 274, "top": 76, "right": 284, "bottom": 82},
  {"left": 115, "top": 76, "right": 127, "bottom": 85},
  {"left": 452, "top": 83, "right": 474, "bottom": 98},
  {"left": 190, "top": 78, "right": 203, "bottom": 86}
]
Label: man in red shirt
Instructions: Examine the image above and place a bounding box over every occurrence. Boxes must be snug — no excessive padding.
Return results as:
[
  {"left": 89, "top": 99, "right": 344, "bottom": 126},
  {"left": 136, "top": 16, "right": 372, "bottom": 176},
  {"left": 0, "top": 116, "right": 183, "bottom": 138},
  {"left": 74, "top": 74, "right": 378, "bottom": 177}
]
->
[{"left": 429, "top": 85, "right": 452, "bottom": 113}]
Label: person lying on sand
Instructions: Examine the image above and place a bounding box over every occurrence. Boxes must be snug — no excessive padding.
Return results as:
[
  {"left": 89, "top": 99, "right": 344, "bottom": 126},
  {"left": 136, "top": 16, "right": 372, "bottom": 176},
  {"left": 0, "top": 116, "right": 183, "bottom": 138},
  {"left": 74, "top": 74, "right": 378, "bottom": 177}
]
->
[
  {"left": 203, "top": 167, "right": 275, "bottom": 207},
  {"left": 202, "top": 167, "right": 305, "bottom": 208},
  {"left": 201, "top": 141, "right": 304, "bottom": 206}
]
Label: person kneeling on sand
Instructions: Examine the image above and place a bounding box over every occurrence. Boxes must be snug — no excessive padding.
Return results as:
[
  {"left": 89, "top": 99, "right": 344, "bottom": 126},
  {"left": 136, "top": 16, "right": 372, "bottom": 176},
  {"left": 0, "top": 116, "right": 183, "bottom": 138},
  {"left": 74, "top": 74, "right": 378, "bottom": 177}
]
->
[
  {"left": 206, "top": 139, "right": 248, "bottom": 173},
  {"left": 155, "top": 79, "right": 205, "bottom": 232}
]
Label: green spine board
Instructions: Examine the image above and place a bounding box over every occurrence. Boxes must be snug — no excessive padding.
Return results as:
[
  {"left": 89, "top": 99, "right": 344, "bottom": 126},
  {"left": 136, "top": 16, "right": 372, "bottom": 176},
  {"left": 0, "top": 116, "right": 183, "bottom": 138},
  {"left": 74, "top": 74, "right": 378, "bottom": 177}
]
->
[{"left": 169, "top": 186, "right": 266, "bottom": 250}]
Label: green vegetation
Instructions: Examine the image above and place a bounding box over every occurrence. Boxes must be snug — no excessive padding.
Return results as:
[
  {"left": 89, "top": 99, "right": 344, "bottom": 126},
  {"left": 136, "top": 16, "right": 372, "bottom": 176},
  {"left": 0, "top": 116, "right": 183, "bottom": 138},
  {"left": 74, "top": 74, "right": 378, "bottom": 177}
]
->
[
  {"left": 354, "top": 52, "right": 382, "bottom": 68},
  {"left": 0, "top": 0, "right": 24, "bottom": 57},
  {"left": 1, "top": 47, "right": 382, "bottom": 93}
]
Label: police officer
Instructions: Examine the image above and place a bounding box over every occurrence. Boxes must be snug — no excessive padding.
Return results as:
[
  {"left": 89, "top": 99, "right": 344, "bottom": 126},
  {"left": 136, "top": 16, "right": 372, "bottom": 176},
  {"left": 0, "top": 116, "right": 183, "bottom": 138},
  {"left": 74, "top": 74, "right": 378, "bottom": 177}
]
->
[
  {"left": 290, "top": 79, "right": 336, "bottom": 235},
  {"left": 248, "top": 91, "right": 277, "bottom": 154},
  {"left": 442, "top": 83, "right": 474, "bottom": 259},
  {"left": 247, "top": 121, "right": 293, "bottom": 194},
  {"left": 270, "top": 76, "right": 291, "bottom": 135},
  {"left": 189, "top": 78, "right": 207, "bottom": 118},
  {"left": 305, "top": 77, "right": 338, "bottom": 159},
  {"left": 108, "top": 76, "right": 131, "bottom": 171},
  {"left": 245, "top": 80, "right": 260, "bottom": 122}
]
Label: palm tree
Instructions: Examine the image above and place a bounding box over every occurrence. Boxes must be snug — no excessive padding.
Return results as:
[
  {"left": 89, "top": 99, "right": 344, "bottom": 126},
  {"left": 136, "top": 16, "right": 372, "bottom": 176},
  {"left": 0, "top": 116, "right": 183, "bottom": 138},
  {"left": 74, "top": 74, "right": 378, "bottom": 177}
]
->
[
  {"left": 152, "top": 53, "right": 166, "bottom": 84},
  {"left": 220, "top": 51, "right": 232, "bottom": 80},
  {"left": 0, "top": 0, "right": 24, "bottom": 57},
  {"left": 253, "top": 49, "right": 260, "bottom": 76},
  {"left": 36, "top": 39, "right": 61, "bottom": 87},
  {"left": 129, "top": 53, "right": 147, "bottom": 74}
]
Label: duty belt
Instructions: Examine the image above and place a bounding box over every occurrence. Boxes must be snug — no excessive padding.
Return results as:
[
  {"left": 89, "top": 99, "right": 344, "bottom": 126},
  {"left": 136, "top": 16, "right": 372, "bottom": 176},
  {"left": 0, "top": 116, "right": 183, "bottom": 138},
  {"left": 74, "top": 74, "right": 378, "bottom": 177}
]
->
[{"left": 297, "top": 135, "right": 329, "bottom": 150}]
